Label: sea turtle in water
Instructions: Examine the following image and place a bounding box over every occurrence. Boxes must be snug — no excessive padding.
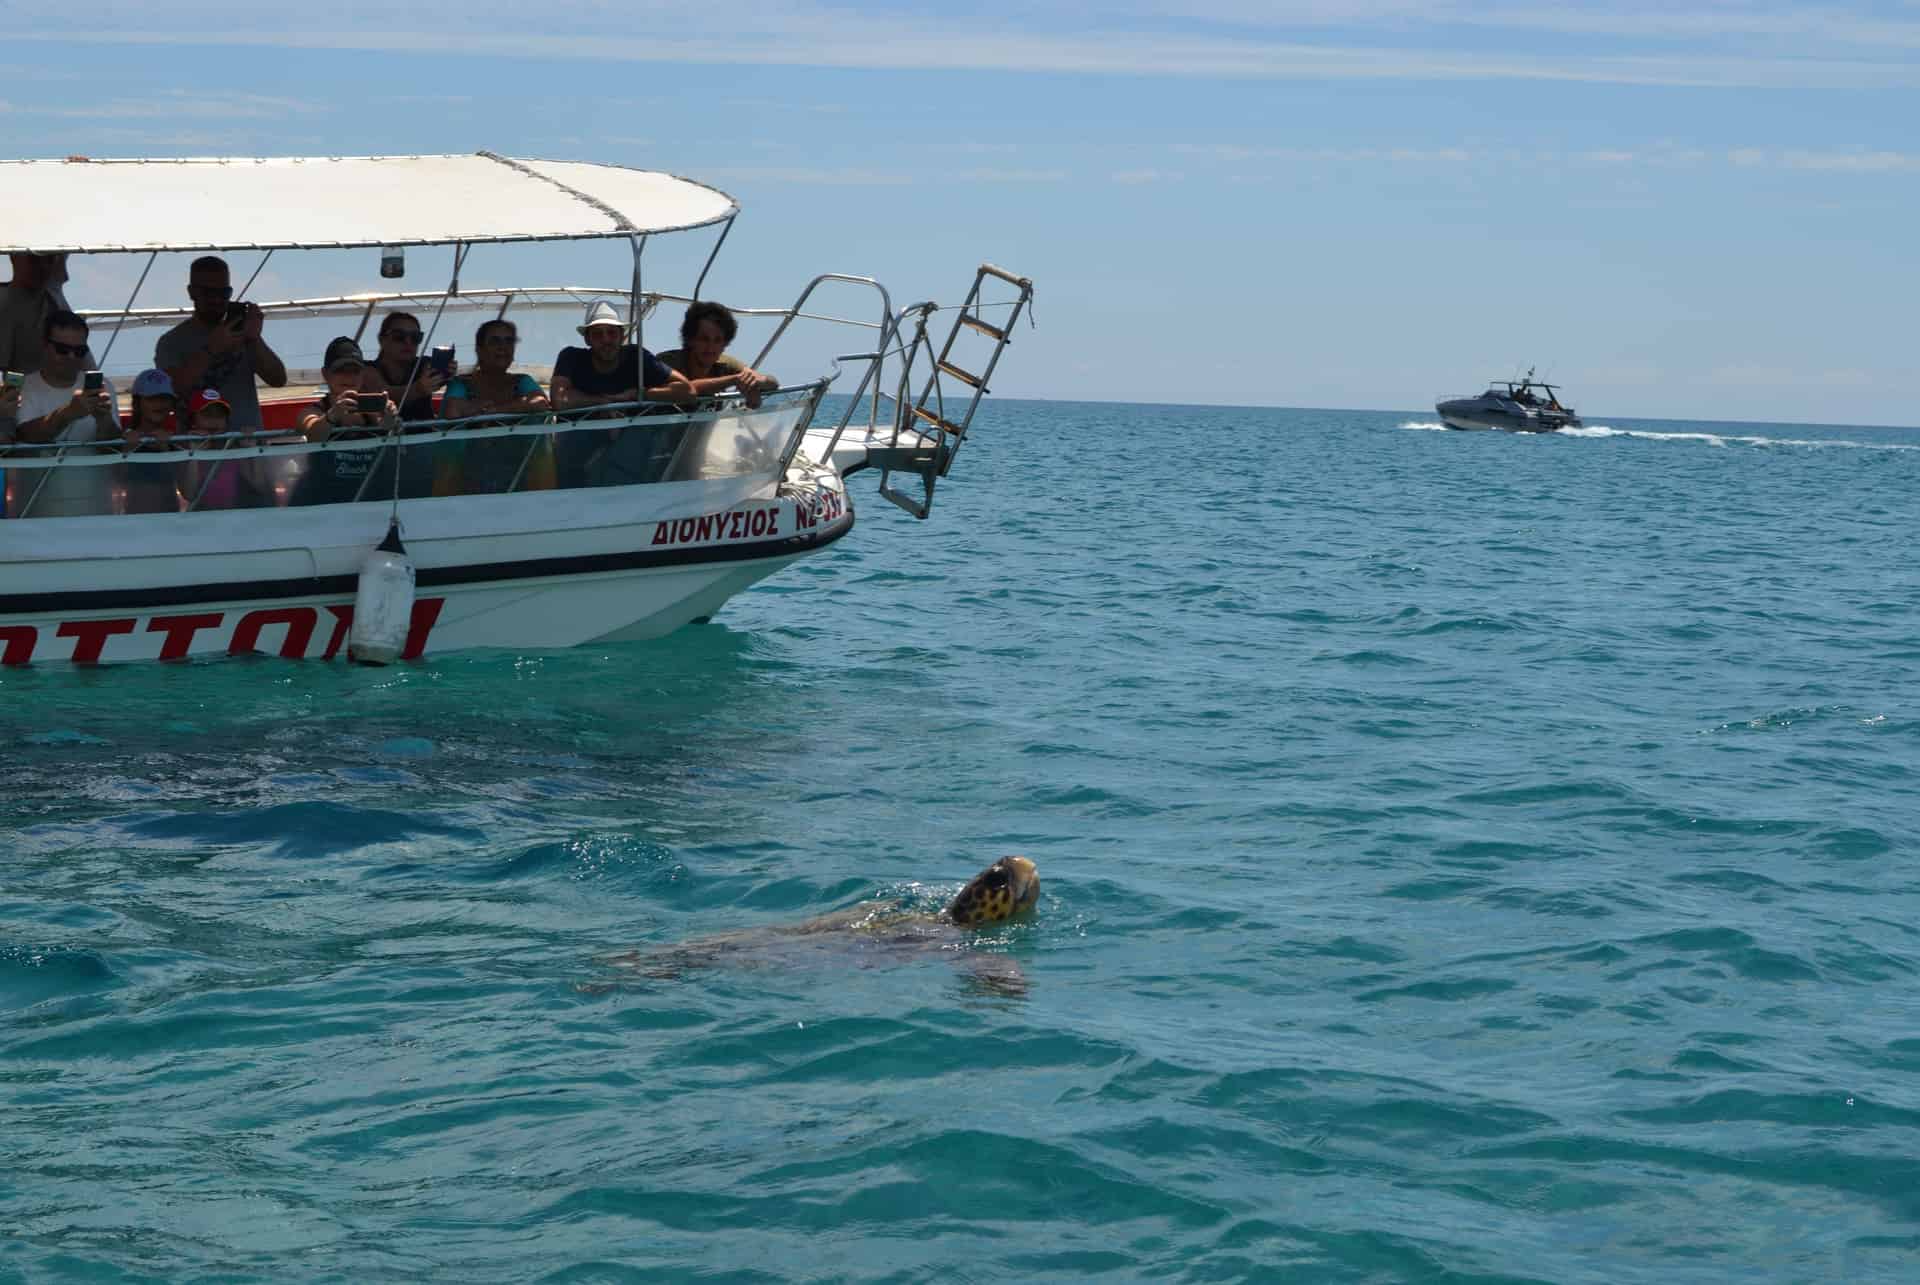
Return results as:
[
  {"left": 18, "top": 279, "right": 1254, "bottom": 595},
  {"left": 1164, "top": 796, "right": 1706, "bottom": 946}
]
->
[{"left": 608, "top": 856, "right": 1041, "bottom": 994}]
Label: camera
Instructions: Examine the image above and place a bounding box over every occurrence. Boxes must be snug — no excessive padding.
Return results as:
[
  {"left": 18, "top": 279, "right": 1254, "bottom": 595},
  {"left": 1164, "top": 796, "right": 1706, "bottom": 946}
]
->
[{"left": 354, "top": 391, "right": 385, "bottom": 414}]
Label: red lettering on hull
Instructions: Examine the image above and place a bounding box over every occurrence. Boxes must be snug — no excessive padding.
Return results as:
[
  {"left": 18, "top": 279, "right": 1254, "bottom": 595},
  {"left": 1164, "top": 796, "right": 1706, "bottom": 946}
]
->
[
  {"left": 148, "top": 612, "right": 225, "bottom": 661},
  {"left": 0, "top": 625, "right": 36, "bottom": 665},
  {"left": 230, "top": 607, "right": 319, "bottom": 659},
  {"left": 10, "top": 597, "right": 448, "bottom": 664},
  {"left": 57, "top": 618, "right": 137, "bottom": 664}
]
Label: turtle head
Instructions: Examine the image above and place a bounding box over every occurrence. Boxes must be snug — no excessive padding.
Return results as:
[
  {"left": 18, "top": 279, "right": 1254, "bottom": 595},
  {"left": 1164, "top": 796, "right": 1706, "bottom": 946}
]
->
[{"left": 946, "top": 856, "right": 1040, "bottom": 927}]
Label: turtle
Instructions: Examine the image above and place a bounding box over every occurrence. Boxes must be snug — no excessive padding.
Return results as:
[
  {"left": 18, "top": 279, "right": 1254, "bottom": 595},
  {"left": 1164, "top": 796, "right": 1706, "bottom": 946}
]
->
[{"left": 606, "top": 855, "right": 1041, "bottom": 994}]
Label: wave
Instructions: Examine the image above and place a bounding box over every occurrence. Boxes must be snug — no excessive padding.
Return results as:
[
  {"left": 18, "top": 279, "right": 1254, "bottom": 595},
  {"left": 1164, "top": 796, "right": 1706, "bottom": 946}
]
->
[
  {"left": 1402, "top": 419, "right": 1919, "bottom": 451},
  {"left": 1560, "top": 425, "right": 1919, "bottom": 450}
]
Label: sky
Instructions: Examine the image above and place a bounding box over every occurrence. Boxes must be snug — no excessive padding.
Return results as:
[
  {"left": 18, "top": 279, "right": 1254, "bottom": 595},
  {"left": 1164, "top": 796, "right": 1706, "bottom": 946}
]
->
[{"left": 2, "top": 1, "right": 1917, "bottom": 425}]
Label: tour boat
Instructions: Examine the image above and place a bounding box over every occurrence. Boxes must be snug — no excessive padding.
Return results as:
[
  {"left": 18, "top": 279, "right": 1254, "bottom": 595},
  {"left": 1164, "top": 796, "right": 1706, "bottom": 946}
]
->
[{"left": 0, "top": 154, "right": 1032, "bottom": 664}]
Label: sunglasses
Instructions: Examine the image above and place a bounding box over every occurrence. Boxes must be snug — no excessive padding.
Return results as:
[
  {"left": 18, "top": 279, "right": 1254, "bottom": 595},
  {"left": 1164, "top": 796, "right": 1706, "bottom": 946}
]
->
[
  {"left": 191, "top": 283, "right": 234, "bottom": 298},
  {"left": 481, "top": 334, "right": 519, "bottom": 347},
  {"left": 46, "top": 338, "right": 88, "bottom": 357},
  {"left": 383, "top": 329, "right": 424, "bottom": 343}
]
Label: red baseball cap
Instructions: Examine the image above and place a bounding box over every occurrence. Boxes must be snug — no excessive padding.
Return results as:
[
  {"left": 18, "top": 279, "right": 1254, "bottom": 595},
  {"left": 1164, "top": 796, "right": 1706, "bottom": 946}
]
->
[{"left": 187, "top": 388, "right": 230, "bottom": 415}]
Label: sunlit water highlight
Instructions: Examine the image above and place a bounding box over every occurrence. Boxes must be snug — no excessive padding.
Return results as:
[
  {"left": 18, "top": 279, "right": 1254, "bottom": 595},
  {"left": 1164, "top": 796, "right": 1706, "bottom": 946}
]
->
[{"left": 6, "top": 402, "right": 1920, "bottom": 1282}]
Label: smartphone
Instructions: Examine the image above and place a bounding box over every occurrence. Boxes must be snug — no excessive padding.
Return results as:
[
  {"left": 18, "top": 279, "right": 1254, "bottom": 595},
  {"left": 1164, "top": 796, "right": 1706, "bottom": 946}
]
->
[
  {"left": 2, "top": 370, "right": 23, "bottom": 389},
  {"left": 83, "top": 370, "right": 104, "bottom": 393},
  {"left": 354, "top": 391, "right": 385, "bottom": 414},
  {"left": 225, "top": 301, "right": 247, "bottom": 329},
  {"left": 430, "top": 345, "right": 454, "bottom": 376}
]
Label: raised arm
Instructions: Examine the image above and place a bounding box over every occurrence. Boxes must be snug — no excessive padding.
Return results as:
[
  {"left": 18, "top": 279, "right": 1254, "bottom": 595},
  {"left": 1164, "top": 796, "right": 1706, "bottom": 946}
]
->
[
  {"left": 241, "top": 304, "right": 287, "bottom": 387},
  {"left": 15, "top": 386, "right": 115, "bottom": 444}
]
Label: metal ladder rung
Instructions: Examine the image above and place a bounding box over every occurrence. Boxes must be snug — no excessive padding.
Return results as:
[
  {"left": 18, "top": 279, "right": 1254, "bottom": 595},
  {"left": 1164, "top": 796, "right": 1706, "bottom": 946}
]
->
[
  {"left": 910, "top": 405, "right": 966, "bottom": 437},
  {"left": 937, "top": 360, "right": 985, "bottom": 390},
  {"left": 958, "top": 313, "right": 1006, "bottom": 342}
]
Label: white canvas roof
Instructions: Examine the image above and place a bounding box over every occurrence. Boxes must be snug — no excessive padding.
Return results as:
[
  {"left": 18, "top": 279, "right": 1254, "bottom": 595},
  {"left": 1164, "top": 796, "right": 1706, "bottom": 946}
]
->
[{"left": 0, "top": 153, "right": 738, "bottom": 255}]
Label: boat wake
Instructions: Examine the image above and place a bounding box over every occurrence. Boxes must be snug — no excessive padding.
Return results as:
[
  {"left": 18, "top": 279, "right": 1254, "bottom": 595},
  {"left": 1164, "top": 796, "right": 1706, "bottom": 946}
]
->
[
  {"left": 1402, "top": 421, "right": 1917, "bottom": 451},
  {"left": 1558, "top": 424, "right": 1919, "bottom": 451}
]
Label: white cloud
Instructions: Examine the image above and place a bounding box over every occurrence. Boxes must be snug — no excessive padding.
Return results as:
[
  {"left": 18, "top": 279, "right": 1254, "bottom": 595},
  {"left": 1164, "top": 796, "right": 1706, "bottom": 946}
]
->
[
  {"left": 699, "top": 167, "right": 915, "bottom": 185},
  {"left": 13, "top": 3, "right": 1920, "bottom": 91},
  {"left": 955, "top": 168, "right": 1068, "bottom": 182},
  {"left": 1172, "top": 143, "right": 1475, "bottom": 164},
  {"left": 1729, "top": 146, "right": 1920, "bottom": 171},
  {"left": 39, "top": 90, "right": 317, "bottom": 121}
]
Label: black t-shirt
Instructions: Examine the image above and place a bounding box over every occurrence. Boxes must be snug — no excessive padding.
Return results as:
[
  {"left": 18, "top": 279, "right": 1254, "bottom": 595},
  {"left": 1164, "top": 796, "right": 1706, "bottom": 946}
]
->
[{"left": 552, "top": 345, "right": 674, "bottom": 398}]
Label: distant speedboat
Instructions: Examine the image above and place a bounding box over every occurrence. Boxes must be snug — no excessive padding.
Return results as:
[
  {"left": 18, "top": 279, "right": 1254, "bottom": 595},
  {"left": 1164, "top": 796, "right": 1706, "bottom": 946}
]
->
[{"left": 1436, "top": 369, "right": 1581, "bottom": 433}]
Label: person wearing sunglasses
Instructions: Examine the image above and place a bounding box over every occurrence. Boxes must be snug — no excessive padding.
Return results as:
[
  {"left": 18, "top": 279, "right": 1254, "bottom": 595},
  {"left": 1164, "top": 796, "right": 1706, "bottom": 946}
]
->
[
  {"left": 362, "top": 311, "right": 454, "bottom": 421},
  {"left": 0, "top": 252, "right": 78, "bottom": 377},
  {"left": 359, "top": 310, "right": 451, "bottom": 498},
  {"left": 154, "top": 255, "right": 287, "bottom": 431},
  {"left": 8, "top": 311, "right": 119, "bottom": 517}
]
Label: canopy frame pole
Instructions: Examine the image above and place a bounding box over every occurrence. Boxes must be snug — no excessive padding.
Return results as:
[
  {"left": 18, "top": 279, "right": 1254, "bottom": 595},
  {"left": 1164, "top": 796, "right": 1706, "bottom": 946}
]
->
[
  {"left": 350, "top": 298, "right": 377, "bottom": 344},
  {"left": 692, "top": 214, "right": 734, "bottom": 301},
  {"left": 94, "top": 249, "right": 156, "bottom": 370},
  {"left": 629, "top": 235, "right": 648, "bottom": 352},
  {"left": 236, "top": 249, "right": 274, "bottom": 301},
  {"left": 360, "top": 240, "right": 469, "bottom": 508}
]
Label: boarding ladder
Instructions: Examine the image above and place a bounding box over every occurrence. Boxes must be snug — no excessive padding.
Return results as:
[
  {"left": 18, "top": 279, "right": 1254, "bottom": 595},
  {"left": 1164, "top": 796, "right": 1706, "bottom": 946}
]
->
[{"left": 873, "top": 263, "right": 1033, "bottom": 519}]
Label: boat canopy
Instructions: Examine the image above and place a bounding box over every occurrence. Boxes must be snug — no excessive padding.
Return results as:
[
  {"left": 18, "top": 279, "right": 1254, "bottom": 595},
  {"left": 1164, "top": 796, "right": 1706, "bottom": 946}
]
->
[{"left": 0, "top": 153, "right": 739, "bottom": 255}]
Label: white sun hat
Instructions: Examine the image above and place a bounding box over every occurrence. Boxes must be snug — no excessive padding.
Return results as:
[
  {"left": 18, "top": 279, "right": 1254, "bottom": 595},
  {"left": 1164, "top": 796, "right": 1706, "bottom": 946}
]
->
[{"left": 577, "top": 299, "right": 627, "bottom": 335}]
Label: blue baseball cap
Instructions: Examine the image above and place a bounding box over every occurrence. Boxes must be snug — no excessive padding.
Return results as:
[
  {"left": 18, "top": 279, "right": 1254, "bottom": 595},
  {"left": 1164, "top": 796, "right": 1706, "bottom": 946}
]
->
[{"left": 131, "top": 368, "right": 174, "bottom": 397}]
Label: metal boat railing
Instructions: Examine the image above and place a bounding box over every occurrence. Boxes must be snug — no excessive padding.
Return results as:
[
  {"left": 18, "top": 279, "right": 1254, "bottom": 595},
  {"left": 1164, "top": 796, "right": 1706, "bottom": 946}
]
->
[
  {"left": 66, "top": 275, "right": 1023, "bottom": 511},
  {"left": 2, "top": 382, "right": 830, "bottom": 519}
]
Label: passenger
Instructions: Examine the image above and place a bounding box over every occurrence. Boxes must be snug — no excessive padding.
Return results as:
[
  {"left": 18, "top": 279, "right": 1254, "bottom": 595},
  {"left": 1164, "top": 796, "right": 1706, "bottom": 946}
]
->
[
  {"left": 10, "top": 311, "right": 119, "bottom": 518},
  {"left": 656, "top": 301, "right": 778, "bottom": 408},
  {"left": 120, "top": 368, "right": 182, "bottom": 515},
  {"left": 182, "top": 388, "right": 273, "bottom": 510},
  {"left": 0, "top": 253, "right": 77, "bottom": 376},
  {"left": 289, "top": 337, "right": 394, "bottom": 506},
  {"left": 122, "top": 369, "right": 177, "bottom": 449},
  {"left": 359, "top": 310, "right": 448, "bottom": 498},
  {"left": 438, "top": 319, "right": 554, "bottom": 494},
  {"left": 549, "top": 299, "right": 692, "bottom": 486},
  {"left": 155, "top": 255, "right": 288, "bottom": 430},
  {"left": 362, "top": 311, "right": 450, "bottom": 421}
]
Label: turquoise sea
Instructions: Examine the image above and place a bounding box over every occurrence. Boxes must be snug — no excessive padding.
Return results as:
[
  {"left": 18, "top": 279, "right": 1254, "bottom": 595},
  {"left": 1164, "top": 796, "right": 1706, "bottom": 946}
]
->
[{"left": 5, "top": 400, "right": 1920, "bottom": 1283}]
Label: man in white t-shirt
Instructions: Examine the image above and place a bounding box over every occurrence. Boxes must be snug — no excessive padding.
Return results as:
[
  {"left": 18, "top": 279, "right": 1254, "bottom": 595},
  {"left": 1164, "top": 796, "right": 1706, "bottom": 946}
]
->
[{"left": 10, "top": 309, "right": 118, "bottom": 518}]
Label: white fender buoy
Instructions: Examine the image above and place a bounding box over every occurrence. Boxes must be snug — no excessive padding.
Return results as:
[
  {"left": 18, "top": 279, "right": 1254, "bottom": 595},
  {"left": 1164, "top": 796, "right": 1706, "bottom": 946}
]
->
[{"left": 348, "top": 520, "right": 416, "bottom": 665}]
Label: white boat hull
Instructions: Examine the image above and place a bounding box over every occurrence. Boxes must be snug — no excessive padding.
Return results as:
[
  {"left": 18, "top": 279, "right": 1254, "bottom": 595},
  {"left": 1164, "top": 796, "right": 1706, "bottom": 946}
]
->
[{"left": 0, "top": 474, "right": 852, "bottom": 665}]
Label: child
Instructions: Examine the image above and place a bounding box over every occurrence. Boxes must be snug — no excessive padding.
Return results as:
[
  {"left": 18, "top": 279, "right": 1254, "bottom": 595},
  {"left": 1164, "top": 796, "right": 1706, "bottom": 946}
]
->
[
  {"left": 121, "top": 368, "right": 182, "bottom": 514},
  {"left": 184, "top": 387, "right": 271, "bottom": 510}
]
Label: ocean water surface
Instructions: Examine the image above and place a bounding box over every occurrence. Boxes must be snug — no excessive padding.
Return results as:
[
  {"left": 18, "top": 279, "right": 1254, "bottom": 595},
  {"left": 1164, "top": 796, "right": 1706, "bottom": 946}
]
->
[{"left": 5, "top": 401, "right": 1920, "bottom": 1282}]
